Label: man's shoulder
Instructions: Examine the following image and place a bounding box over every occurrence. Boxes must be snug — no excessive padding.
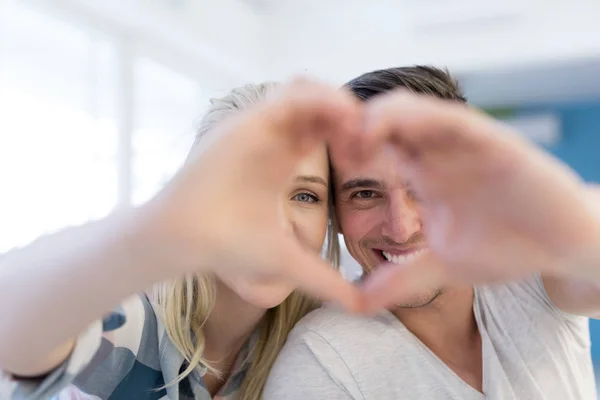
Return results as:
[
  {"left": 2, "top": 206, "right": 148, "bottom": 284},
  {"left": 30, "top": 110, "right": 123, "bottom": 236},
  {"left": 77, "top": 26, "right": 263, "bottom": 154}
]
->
[
  {"left": 289, "top": 303, "right": 395, "bottom": 345},
  {"left": 295, "top": 303, "right": 381, "bottom": 331},
  {"left": 267, "top": 307, "right": 377, "bottom": 398},
  {"left": 271, "top": 305, "right": 436, "bottom": 397}
]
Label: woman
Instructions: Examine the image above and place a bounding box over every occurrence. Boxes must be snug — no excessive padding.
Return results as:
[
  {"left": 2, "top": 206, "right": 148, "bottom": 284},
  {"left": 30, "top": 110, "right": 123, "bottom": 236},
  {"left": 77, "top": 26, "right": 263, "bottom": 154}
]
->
[{"left": 0, "top": 80, "right": 362, "bottom": 399}]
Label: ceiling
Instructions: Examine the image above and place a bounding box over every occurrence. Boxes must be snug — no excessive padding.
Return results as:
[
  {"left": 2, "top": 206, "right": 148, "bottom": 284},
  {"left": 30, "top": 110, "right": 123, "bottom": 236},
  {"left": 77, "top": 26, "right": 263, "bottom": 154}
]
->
[{"left": 28, "top": 0, "right": 600, "bottom": 106}]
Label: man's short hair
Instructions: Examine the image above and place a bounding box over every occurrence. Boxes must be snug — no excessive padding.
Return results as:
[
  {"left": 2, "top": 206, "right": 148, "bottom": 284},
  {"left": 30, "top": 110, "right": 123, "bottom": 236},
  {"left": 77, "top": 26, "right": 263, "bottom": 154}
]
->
[{"left": 345, "top": 65, "right": 467, "bottom": 103}]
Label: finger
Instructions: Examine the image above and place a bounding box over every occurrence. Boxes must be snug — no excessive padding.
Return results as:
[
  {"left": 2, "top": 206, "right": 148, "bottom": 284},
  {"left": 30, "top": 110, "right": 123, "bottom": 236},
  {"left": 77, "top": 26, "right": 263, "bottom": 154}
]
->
[
  {"left": 358, "top": 252, "right": 449, "bottom": 313},
  {"left": 275, "top": 237, "right": 364, "bottom": 312},
  {"left": 235, "top": 78, "right": 363, "bottom": 187},
  {"left": 365, "top": 91, "right": 523, "bottom": 169},
  {"left": 361, "top": 91, "right": 531, "bottom": 201},
  {"left": 587, "top": 184, "right": 600, "bottom": 203},
  {"left": 364, "top": 90, "right": 498, "bottom": 156},
  {"left": 325, "top": 86, "right": 372, "bottom": 170},
  {"left": 266, "top": 78, "right": 363, "bottom": 142}
]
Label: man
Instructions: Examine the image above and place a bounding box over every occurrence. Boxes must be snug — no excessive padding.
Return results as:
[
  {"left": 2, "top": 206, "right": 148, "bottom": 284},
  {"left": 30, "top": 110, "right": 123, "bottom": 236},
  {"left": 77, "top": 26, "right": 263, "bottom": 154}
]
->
[{"left": 263, "top": 66, "right": 600, "bottom": 399}]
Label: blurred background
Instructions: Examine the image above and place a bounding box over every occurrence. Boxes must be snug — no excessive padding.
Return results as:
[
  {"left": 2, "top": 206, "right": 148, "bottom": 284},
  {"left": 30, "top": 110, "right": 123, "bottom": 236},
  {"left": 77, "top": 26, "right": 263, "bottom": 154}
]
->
[{"left": 1, "top": 0, "right": 600, "bottom": 392}]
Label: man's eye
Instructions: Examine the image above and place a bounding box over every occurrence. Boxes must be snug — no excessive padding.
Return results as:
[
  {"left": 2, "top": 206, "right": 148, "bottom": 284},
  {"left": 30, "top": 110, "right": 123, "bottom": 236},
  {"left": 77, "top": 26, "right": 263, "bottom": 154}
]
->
[
  {"left": 293, "top": 192, "right": 319, "bottom": 203},
  {"left": 353, "top": 190, "right": 376, "bottom": 199},
  {"left": 407, "top": 189, "right": 422, "bottom": 203}
]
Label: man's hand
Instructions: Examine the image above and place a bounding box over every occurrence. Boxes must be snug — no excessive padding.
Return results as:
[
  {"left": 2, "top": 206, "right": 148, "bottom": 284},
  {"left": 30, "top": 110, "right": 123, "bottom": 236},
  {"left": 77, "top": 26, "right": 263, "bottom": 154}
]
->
[{"left": 357, "top": 91, "right": 600, "bottom": 311}]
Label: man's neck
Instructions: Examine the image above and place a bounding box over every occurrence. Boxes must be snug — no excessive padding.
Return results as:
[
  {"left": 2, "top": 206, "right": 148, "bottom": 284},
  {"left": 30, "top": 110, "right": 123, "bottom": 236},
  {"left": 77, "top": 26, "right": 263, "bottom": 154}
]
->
[{"left": 391, "top": 287, "right": 482, "bottom": 390}]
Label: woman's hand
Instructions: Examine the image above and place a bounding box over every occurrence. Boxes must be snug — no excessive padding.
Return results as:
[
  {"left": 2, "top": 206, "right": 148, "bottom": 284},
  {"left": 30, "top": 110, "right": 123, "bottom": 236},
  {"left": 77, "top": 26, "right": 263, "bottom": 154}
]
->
[{"left": 143, "top": 79, "right": 364, "bottom": 310}]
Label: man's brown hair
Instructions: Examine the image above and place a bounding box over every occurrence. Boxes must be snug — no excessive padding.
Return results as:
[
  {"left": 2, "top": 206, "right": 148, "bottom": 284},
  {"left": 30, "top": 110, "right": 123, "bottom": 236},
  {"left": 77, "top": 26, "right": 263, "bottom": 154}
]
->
[{"left": 345, "top": 65, "right": 467, "bottom": 103}]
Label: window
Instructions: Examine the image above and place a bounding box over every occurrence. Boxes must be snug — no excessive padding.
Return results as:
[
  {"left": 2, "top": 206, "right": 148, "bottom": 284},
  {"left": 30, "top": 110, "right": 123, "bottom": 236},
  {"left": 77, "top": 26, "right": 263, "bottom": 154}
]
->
[
  {"left": 0, "top": 4, "right": 209, "bottom": 252},
  {"left": 132, "top": 58, "right": 203, "bottom": 205},
  {"left": 0, "top": 4, "right": 118, "bottom": 252}
]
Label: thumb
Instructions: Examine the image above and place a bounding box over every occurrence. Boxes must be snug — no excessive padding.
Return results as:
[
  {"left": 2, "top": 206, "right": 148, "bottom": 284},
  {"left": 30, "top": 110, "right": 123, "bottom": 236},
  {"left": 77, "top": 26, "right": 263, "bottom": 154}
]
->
[
  {"left": 358, "top": 252, "right": 449, "bottom": 313},
  {"left": 274, "top": 237, "right": 362, "bottom": 312},
  {"left": 587, "top": 184, "right": 600, "bottom": 203}
]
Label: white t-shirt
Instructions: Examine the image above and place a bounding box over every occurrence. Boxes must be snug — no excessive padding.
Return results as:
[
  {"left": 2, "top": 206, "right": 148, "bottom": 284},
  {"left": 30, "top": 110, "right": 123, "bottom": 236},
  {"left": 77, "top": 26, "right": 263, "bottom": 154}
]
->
[{"left": 264, "top": 276, "right": 596, "bottom": 399}]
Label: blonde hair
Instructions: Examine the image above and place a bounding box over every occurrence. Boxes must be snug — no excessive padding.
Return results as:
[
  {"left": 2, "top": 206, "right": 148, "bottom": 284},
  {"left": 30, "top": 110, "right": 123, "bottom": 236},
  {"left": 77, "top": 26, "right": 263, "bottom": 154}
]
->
[{"left": 154, "top": 82, "right": 340, "bottom": 399}]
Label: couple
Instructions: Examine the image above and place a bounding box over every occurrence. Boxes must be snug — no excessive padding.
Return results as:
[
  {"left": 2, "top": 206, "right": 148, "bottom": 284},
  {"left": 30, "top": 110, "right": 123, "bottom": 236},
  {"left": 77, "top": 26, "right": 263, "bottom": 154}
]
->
[{"left": 1, "top": 66, "right": 599, "bottom": 400}]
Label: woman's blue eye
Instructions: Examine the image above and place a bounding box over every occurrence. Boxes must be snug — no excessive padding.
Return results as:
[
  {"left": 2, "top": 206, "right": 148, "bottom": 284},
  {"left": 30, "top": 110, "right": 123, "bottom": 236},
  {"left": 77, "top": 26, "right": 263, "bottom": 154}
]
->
[{"left": 293, "top": 192, "right": 319, "bottom": 203}]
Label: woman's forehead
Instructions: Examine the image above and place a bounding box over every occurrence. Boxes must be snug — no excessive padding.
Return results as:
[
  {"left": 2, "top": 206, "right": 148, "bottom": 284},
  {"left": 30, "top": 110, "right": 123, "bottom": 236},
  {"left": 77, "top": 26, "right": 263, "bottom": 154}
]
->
[{"left": 292, "top": 144, "right": 329, "bottom": 178}]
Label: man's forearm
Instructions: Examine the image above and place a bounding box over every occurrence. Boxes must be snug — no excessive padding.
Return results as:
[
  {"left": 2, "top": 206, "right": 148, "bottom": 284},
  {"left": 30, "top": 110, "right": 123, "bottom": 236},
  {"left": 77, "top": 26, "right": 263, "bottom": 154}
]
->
[
  {"left": 579, "top": 185, "right": 600, "bottom": 278},
  {"left": 544, "top": 184, "right": 600, "bottom": 318}
]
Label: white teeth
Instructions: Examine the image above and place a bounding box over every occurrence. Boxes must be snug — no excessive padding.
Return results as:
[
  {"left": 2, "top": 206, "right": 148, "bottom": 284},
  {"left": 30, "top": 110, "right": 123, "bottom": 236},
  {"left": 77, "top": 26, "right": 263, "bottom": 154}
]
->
[{"left": 382, "top": 249, "right": 425, "bottom": 265}]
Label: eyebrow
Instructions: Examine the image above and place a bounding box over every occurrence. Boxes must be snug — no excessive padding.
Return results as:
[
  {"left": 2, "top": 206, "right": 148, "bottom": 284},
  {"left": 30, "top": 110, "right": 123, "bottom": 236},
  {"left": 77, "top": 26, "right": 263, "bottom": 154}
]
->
[
  {"left": 295, "top": 175, "right": 328, "bottom": 187},
  {"left": 339, "top": 178, "right": 384, "bottom": 192}
]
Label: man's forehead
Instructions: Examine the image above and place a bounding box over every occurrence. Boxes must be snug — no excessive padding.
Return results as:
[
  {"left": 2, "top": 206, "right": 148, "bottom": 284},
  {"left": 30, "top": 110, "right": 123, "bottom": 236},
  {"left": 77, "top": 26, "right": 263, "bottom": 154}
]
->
[{"left": 332, "top": 147, "right": 402, "bottom": 187}]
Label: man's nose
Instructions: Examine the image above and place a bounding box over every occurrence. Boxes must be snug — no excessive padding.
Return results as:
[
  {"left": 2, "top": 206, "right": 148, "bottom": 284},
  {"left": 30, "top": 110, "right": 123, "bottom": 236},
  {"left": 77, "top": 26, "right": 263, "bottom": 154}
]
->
[{"left": 381, "top": 194, "right": 422, "bottom": 244}]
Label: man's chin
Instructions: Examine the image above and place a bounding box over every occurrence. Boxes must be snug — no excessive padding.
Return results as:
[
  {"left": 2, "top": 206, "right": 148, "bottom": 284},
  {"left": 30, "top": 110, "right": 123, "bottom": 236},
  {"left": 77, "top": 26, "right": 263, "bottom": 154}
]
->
[{"left": 394, "top": 288, "right": 443, "bottom": 309}]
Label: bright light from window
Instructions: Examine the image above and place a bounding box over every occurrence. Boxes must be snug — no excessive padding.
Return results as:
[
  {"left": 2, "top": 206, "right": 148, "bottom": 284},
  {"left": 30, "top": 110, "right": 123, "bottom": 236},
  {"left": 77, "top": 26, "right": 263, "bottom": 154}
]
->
[
  {"left": 0, "top": 4, "right": 118, "bottom": 252},
  {"left": 132, "top": 57, "right": 203, "bottom": 205}
]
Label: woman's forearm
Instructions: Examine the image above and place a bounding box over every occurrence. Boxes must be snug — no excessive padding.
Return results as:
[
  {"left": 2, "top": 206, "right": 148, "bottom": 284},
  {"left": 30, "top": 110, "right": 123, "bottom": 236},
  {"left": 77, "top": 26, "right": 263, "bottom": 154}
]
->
[{"left": 0, "top": 208, "right": 174, "bottom": 376}]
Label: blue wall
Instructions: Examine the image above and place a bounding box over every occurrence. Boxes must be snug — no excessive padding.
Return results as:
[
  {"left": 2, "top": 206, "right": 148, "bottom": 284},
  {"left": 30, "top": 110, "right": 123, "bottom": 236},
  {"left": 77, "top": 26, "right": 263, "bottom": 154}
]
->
[
  {"left": 523, "top": 100, "right": 600, "bottom": 182},
  {"left": 521, "top": 99, "right": 600, "bottom": 362}
]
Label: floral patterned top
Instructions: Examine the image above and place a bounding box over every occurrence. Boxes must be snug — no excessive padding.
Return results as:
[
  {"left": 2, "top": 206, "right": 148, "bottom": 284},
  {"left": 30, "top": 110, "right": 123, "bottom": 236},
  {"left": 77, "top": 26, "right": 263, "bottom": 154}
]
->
[{"left": 10, "top": 294, "right": 253, "bottom": 400}]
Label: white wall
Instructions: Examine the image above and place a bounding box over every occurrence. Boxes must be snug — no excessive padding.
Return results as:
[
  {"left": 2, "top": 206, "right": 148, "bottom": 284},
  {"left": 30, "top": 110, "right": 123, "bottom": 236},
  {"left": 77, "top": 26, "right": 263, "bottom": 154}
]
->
[
  {"left": 27, "top": 0, "right": 268, "bottom": 89},
  {"left": 22, "top": 0, "right": 600, "bottom": 93},
  {"left": 261, "top": 0, "right": 600, "bottom": 86}
]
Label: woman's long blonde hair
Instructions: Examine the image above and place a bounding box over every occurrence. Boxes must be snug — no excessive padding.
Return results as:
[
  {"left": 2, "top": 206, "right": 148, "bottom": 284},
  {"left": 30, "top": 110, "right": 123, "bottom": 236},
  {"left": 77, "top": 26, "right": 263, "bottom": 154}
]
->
[{"left": 154, "top": 82, "right": 340, "bottom": 399}]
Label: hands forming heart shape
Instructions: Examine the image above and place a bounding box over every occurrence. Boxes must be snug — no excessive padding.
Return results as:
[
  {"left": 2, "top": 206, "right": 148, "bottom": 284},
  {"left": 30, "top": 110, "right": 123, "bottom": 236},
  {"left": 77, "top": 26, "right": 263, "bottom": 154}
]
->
[{"left": 149, "top": 77, "right": 600, "bottom": 313}]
